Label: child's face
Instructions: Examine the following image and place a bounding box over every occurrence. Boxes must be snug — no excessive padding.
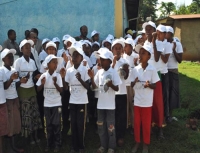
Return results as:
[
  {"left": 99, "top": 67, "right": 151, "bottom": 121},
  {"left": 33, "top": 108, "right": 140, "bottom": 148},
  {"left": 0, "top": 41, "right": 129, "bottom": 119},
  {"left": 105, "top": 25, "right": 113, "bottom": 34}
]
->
[
  {"left": 48, "top": 59, "right": 58, "bottom": 71},
  {"left": 46, "top": 46, "right": 56, "bottom": 55},
  {"left": 92, "top": 44, "right": 100, "bottom": 52},
  {"left": 124, "top": 43, "right": 132, "bottom": 55},
  {"left": 157, "top": 30, "right": 166, "bottom": 41},
  {"left": 72, "top": 51, "right": 83, "bottom": 66},
  {"left": 165, "top": 32, "right": 173, "bottom": 40},
  {"left": 55, "top": 42, "right": 60, "bottom": 50},
  {"left": 112, "top": 44, "right": 123, "bottom": 59},
  {"left": 22, "top": 43, "right": 31, "bottom": 57},
  {"left": 145, "top": 25, "right": 155, "bottom": 38},
  {"left": 139, "top": 48, "right": 151, "bottom": 63},
  {"left": 104, "top": 42, "right": 111, "bottom": 51},
  {"left": 3, "top": 53, "right": 14, "bottom": 66},
  {"left": 92, "top": 34, "right": 99, "bottom": 42},
  {"left": 100, "top": 57, "right": 111, "bottom": 70},
  {"left": 66, "top": 41, "right": 72, "bottom": 49},
  {"left": 85, "top": 45, "right": 91, "bottom": 56}
]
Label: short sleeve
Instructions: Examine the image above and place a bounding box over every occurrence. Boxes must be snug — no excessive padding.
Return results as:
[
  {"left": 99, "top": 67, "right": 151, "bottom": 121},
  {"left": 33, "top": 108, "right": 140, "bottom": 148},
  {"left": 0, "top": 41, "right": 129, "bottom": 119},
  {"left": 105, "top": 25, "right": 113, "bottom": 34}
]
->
[
  {"left": 56, "top": 74, "right": 63, "bottom": 87},
  {"left": 13, "top": 58, "right": 20, "bottom": 72},
  {"left": 176, "top": 42, "right": 183, "bottom": 53},
  {"left": 36, "top": 74, "right": 44, "bottom": 86},
  {"left": 65, "top": 69, "right": 70, "bottom": 83},
  {"left": 151, "top": 69, "right": 160, "bottom": 84},
  {"left": 129, "top": 68, "right": 137, "bottom": 82},
  {"left": 83, "top": 69, "right": 90, "bottom": 82},
  {"left": 112, "top": 70, "right": 122, "bottom": 86},
  {"left": 156, "top": 40, "right": 164, "bottom": 53},
  {"left": 164, "top": 42, "right": 172, "bottom": 54},
  {"left": 32, "top": 60, "right": 37, "bottom": 71}
]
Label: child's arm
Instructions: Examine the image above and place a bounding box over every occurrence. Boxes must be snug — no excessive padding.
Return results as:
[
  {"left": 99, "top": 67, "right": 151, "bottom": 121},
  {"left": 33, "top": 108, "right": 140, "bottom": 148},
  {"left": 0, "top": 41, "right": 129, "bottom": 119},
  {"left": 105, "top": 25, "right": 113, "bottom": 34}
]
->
[
  {"left": 144, "top": 81, "right": 156, "bottom": 89},
  {"left": 53, "top": 77, "right": 63, "bottom": 93},
  {"left": 4, "top": 72, "right": 18, "bottom": 89},
  {"left": 106, "top": 80, "right": 119, "bottom": 91},
  {"left": 75, "top": 72, "right": 89, "bottom": 90},
  {"left": 112, "top": 55, "right": 117, "bottom": 68},
  {"left": 37, "top": 77, "right": 45, "bottom": 92},
  {"left": 131, "top": 77, "right": 138, "bottom": 87},
  {"left": 160, "top": 54, "right": 170, "bottom": 63},
  {"left": 152, "top": 32, "right": 161, "bottom": 62},
  {"left": 172, "top": 42, "right": 182, "bottom": 63},
  {"left": 88, "top": 69, "right": 98, "bottom": 89}
]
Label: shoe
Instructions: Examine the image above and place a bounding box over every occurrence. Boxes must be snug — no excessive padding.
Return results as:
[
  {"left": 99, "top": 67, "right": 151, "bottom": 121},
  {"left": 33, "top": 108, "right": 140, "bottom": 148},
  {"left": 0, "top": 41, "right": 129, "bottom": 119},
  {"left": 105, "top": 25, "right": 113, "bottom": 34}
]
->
[
  {"left": 117, "top": 138, "right": 124, "bottom": 147},
  {"left": 96, "top": 146, "right": 105, "bottom": 153},
  {"left": 107, "top": 148, "right": 114, "bottom": 153}
]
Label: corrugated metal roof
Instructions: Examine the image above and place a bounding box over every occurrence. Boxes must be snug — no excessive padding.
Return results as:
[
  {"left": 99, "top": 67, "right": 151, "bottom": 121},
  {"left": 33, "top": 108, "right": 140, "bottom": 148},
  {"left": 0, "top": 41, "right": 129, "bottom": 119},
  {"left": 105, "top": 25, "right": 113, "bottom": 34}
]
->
[{"left": 169, "top": 14, "right": 200, "bottom": 19}]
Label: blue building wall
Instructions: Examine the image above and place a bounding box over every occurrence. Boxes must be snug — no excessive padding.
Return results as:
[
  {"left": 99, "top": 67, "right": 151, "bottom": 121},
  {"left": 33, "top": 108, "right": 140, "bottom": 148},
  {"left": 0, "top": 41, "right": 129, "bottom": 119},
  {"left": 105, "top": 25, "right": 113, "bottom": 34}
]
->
[{"left": 0, "top": 0, "right": 115, "bottom": 48}]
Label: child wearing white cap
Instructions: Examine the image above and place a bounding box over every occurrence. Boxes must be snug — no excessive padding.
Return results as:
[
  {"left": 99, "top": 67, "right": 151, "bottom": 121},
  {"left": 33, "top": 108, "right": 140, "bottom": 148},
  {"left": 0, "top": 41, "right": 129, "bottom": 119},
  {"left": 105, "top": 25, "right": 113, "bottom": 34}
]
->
[
  {"left": 1, "top": 48, "right": 24, "bottom": 152},
  {"left": 123, "top": 38, "right": 139, "bottom": 130},
  {"left": 111, "top": 39, "right": 129, "bottom": 147},
  {"left": 131, "top": 44, "right": 160, "bottom": 153},
  {"left": 91, "top": 30, "right": 100, "bottom": 42},
  {"left": 88, "top": 48, "right": 122, "bottom": 153},
  {"left": 90, "top": 41, "right": 100, "bottom": 66},
  {"left": 14, "top": 39, "right": 42, "bottom": 143},
  {"left": 39, "top": 38, "right": 50, "bottom": 63},
  {"left": 57, "top": 34, "right": 71, "bottom": 57},
  {"left": 64, "top": 42, "right": 90, "bottom": 153},
  {"left": 102, "top": 38, "right": 112, "bottom": 51},
  {"left": 52, "top": 37, "right": 61, "bottom": 50},
  {"left": 166, "top": 26, "right": 183, "bottom": 122},
  {"left": 36, "top": 55, "right": 63, "bottom": 152}
]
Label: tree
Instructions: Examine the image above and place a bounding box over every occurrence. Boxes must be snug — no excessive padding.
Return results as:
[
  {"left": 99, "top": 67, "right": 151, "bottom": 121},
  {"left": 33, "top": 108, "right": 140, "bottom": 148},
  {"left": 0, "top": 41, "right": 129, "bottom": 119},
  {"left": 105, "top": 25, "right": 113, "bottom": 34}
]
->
[
  {"left": 159, "top": 2, "right": 176, "bottom": 17},
  {"left": 174, "top": 5, "right": 190, "bottom": 15},
  {"left": 139, "top": 0, "right": 158, "bottom": 21}
]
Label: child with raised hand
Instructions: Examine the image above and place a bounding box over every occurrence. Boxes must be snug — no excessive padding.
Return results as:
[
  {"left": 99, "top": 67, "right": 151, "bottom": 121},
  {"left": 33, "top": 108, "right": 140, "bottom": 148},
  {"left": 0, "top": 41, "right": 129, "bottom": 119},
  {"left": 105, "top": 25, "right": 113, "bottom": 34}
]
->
[
  {"left": 37, "top": 55, "right": 63, "bottom": 152},
  {"left": 131, "top": 44, "right": 160, "bottom": 153},
  {"left": 14, "top": 39, "right": 42, "bottom": 144},
  {"left": 111, "top": 39, "right": 129, "bottom": 147},
  {"left": 1, "top": 48, "right": 24, "bottom": 153},
  {"left": 88, "top": 48, "right": 122, "bottom": 153},
  {"left": 64, "top": 42, "right": 90, "bottom": 153}
]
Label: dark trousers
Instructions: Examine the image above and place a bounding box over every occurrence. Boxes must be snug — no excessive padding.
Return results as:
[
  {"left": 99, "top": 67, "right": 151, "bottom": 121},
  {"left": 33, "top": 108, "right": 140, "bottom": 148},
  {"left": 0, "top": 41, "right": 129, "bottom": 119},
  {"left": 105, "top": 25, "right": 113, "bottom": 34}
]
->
[
  {"left": 70, "top": 104, "right": 87, "bottom": 151},
  {"left": 61, "top": 89, "right": 70, "bottom": 126},
  {"left": 161, "top": 73, "right": 170, "bottom": 118},
  {"left": 115, "top": 95, "right": 127, "bottom": 140},
  {"left": 44, "top": 106, "right": 62, "bottom": 148}
]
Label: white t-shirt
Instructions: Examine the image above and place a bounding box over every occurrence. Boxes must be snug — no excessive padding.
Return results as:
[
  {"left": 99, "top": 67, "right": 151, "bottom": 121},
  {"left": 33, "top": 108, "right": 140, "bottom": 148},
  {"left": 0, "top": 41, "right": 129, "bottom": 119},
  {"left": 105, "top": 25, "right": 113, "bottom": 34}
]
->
[
  {"left": 66, "top": 60, "right": 90, "bottom": 70},
  {"left": 14, "top": 56, "right": 37, "bottom": 88},
  {"left": 57, "top": 48, "right": 70, "bottom": 57},
  {"left": 160, "top": 41, "right": 173, "bottom": 74},
  {"left": 65, "top": 64, "right": 90, "bottom": 104},
  {"left": 131, "top": 64, "right": 160, "bottom": 107},
  {"left": 145, "top": 40, "right": 164, "bottom": 71},
  {"left": 167, "top": 39, "right": 183, "bottom": 69},
  {"left": 40, "top": 59, "right": 64, "bottom": 73},
  {"left": 113, "top": 57, "right": 129, "bottom": 95},
  {"left": 31, "top": 47, "right": 41, "bottom": 71},
  {"left": 92, "top": 64, "right": 100, "bottom": 98},
  {"left": 36, "top": 71, "right": 63, "bottom": 107},
  {"left": 83, "top": 53, "right": 93, "bottom": 68},
  {"left": 39, "top": 50, "right": 48, "bottom": 62},
  {"left": 0, "top": 68, "right": 7, "bottom": 104},
  {"left": 2, "top": 66, "right": 19, "bottom": 99},
  {"left": 90, "top": 52, "right": 97, "bottom": 65},
  {"left": 94, "top": 67, "right": 122, "bottom": 109}
]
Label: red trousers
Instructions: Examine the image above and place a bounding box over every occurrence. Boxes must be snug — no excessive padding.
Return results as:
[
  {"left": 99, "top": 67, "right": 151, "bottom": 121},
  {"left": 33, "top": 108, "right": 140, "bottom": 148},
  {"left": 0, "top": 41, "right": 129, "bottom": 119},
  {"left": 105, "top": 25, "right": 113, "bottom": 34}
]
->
[
  {"left": 133, "top": 106, "right": 152, "bottom": 144},
  {"left": 152, "top": 81, "right": 164, "bottom": 127}
]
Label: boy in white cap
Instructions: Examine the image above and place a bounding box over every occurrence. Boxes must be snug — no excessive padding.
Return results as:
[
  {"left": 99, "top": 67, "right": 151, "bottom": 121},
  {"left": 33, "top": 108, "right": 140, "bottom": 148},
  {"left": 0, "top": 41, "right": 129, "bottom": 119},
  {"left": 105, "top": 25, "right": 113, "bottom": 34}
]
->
[
  {"left": 143, "top": 21, "right": 165, "bottom": 139},
  {"left": 52, "top": 37, "right": 61, "bottom": 50},
  {"left": 39, "top": 38, "right": 50, "bottom": 63},
  {"left": 111, "top": 39, "right": 129, "bottom": 147},
  {"left": 165, "top": 26, "right": 183, "bottom": 122},
  {"left": 91, "top": 30, "right": 100, "bottom": 42},
  {"left": 1, "top": 48, "right": 25, "bottom": 153},
  {"left": 131, "top": 44, "right": 160, "bottom": 153},
  {"left": 57, "top": 34, "right": 71, "bottom": 57},
  {"left": 102, "top": 38, "right": 112, "bottom": 51},
  {"left": 123, "top": 38, "right": 138, "bottom": 130},
  {"left": 37, "top": 55, "right": 63, "bottom": 152},
  {"left": 64, "top": 42, "right": 90, "bottom": 153},
  {"left": 90, "top": 41, "right": 100, "bottom": 66},
  {"left": 88, "top": 48, "right": 122, "bottom": 153},
  {"left": 14, "top": 39, "right": 42, "bottom": 143}
]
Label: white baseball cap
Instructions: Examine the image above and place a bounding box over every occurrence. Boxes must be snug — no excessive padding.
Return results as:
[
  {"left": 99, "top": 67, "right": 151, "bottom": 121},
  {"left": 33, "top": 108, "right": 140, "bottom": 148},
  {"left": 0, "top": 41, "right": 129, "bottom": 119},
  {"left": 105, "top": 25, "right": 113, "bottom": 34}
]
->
[
  {"left": 62, "top": 34, "right": 71, "bottom": 41},
  {"left": 166, "top": 26, "right": 174, "bottom": 34},
  {"left": 42, "top": 54, "right": 63, "bottom": 68},
  {"left": 83, "top": 40, "right": 92, "bottom": 47},
  {"left": 91, "top": 30, "right": 99, "bottom": 37},
  {"left": 0, "top": 45, "right": 2, "bottom": 51},
  {"left": 124, "top": 38, "right": 136, "bottom": 49},
  {"left": 94, "top": 48, "right": 113, "bottom": 61},
  {"left": 64, "top": 37, "right": 76, "bottom": 45},
  {"left": 124, "top": 34, "right": 132, "bottom": 39},
  {"left": 92, "top": 41, "right": 100, "bottom": 47},
  {"left": 135, "top": 44, "right": 152, "bottom": 54},
  {"left": 132, "top": 30, "right": 136, "bottom": 34},
  {"left": 107, "top": 34, "right": 114, "bottom": 41},
  {"left": 42, "top": 38, "right": 50, "bottom": 45},
  {"left": 19, "top": 39, "right": 34, "bottom": 51},
  {"left": 102, "top": 38, "right": 112, "bottom": 47},
  {"left": 68, "top": 41, "right": 84, "bottom": 57},
  {"left": 156, "top": 24, "right": 166, "bottom": 32},
  {"left": 52, "top": 37, "right": 60, "bottom": 43},
  {"left": 142, "top": 21, "right": 156, "bottom": 29},
  {"left": 1, "top": 48, "right": 16, "bottom": 60},
  {"left": 138, "top": 29, "right": 146, "bottom": 35},
  {"left": 111, "top": 38, "right": 125, "bottom": 49},
  {"left": 45, "top": 41, "right": 57, "bottom": 50}
]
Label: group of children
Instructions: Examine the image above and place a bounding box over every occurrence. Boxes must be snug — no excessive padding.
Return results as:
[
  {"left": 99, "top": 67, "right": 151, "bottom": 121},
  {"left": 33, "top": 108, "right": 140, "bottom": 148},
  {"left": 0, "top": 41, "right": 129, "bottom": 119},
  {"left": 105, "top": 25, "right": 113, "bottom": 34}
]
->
[{"left": 0, "top": 21, "right": 183, "bottom": 153}]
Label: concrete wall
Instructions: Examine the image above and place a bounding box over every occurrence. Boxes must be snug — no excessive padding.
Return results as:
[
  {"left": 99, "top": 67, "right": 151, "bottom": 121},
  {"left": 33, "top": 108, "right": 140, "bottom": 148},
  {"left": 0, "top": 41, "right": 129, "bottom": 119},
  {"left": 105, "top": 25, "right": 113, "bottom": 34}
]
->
[
  {"left": 177, "top": 19, "right": 200, "bottom": 61},
  {"left": 0, "top": 0, "right": 115, "bottom": 48}
]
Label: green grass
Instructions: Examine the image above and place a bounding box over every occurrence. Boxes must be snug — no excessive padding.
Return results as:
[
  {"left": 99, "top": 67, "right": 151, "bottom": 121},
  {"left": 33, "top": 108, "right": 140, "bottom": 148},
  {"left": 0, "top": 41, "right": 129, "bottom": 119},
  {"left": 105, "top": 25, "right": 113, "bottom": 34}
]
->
[{"left": 3, "top": 61, "right": 200, "bottom": 153}]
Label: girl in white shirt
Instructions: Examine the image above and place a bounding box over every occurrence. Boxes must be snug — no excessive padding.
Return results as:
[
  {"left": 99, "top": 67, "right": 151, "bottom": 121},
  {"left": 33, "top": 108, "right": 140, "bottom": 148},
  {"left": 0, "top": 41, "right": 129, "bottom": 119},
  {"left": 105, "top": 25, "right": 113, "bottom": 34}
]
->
[{"left": 14, "top": 39, "right": 42, "bottom": 144}]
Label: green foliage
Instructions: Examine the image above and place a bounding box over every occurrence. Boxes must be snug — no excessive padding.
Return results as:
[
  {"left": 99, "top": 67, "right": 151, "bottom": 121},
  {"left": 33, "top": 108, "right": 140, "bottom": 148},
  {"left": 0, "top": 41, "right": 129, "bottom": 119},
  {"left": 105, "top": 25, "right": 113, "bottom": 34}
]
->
[{"left": 159, "top": 2, "right": 176, "bottom": 17}]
